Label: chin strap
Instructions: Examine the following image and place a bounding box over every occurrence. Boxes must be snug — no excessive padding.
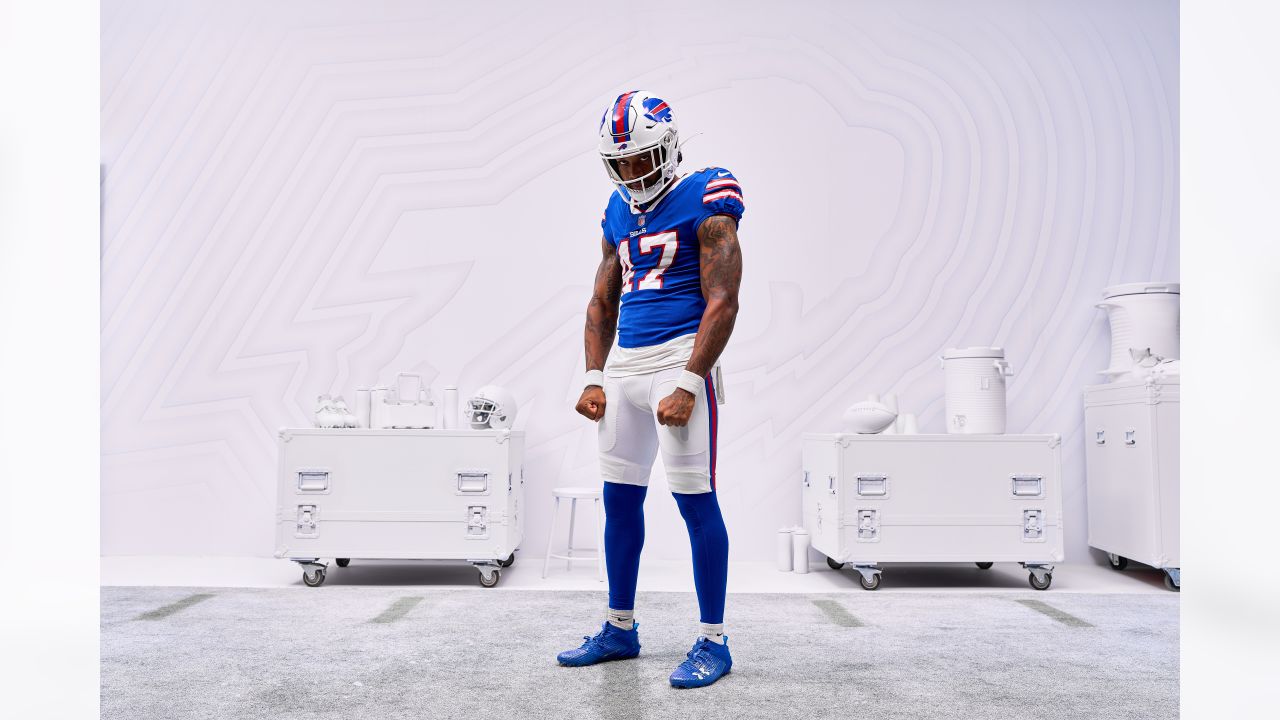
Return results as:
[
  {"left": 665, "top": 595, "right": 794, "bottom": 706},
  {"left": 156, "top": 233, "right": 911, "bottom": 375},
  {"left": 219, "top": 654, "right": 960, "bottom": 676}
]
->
[{"left": 620, "top": 171, "right": 683, "bottom": 214}]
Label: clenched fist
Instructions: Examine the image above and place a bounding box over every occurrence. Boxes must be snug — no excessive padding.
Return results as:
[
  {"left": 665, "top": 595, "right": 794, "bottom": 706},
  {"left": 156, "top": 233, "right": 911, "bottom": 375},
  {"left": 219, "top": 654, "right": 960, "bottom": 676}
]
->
[
  {"left": 656, "top": 388, "right": 696, "bottom": 427},
  {"left": 576, "top": 386, "right": 607, "bottom": 422}
]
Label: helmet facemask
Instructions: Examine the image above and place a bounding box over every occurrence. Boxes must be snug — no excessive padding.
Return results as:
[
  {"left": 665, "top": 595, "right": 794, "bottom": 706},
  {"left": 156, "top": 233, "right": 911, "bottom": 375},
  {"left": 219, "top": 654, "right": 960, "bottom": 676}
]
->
[
  {"left": 601, "top": 129, "right": 679, "bottom": 207},
  {"left": 466, "top": 397, "right": 501, "bottom": 428},
  {"left": 464, "top": 385, "right": 517, "bottom": 430}
]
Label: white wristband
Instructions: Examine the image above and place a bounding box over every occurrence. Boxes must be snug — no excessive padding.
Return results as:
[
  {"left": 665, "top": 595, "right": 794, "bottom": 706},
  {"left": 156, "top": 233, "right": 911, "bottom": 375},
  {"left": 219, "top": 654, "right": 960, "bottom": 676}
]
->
[
  {"left": 584, "top": 369, "right": 605, "bottom": 388},
  {"left": 675, "top": 370, "right": 704, "bottom": 396}
]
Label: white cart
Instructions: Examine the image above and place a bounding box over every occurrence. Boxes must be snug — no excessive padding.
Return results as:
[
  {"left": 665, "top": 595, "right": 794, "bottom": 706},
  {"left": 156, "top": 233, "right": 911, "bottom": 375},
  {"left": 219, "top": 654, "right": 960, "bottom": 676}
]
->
[
  {"left": 801, "top": 433, "right": 1065, "bottom": 590},
  {"left": 1083, "top": 376, "right": 1180, "bottom": 590},
  {"left": 274, "top": 428, "right": 524, "bottom": 588}
]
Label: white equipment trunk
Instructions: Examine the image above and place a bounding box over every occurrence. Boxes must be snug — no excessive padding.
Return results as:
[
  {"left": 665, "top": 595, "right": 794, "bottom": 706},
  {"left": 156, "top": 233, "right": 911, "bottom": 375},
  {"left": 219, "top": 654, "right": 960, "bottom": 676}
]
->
[
  {"left": 274, "top": 428, "right": 525, "bottom": 587},
  {"left": 1083, "top": 376, "right": 1179, "bottom": 586},
  {"left": 801, "top": 433, "right": 1064, "bottom": 590}
]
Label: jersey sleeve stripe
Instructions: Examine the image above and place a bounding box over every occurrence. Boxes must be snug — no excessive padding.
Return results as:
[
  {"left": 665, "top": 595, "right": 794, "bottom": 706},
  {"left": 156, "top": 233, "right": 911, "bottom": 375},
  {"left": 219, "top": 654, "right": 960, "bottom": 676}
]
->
[
  {"left": 703, "top": 189, "right": 744, "bottom": 204},
  {"left": 704, "top": 178, "right": 741, "bottom": 191}
]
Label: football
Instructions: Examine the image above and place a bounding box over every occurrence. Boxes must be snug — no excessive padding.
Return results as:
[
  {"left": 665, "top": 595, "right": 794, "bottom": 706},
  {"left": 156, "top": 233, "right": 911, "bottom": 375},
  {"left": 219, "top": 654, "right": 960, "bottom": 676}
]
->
[{"left": 841, "top": 401, "right": 898, "bottom": 434}]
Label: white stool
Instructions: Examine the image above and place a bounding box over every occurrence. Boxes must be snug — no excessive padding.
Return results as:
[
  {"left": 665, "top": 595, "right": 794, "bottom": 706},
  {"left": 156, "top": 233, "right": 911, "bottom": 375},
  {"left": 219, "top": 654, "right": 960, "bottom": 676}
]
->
[{"left": 542, "top": 486, "right": 604, "bottom": 581}]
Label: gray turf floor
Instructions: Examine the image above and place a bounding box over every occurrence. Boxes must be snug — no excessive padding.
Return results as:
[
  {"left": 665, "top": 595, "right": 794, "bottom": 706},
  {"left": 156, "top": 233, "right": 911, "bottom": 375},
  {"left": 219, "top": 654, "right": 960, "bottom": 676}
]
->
[{"left": 102, "top": 585, "right": 1178, "bottom": 719}]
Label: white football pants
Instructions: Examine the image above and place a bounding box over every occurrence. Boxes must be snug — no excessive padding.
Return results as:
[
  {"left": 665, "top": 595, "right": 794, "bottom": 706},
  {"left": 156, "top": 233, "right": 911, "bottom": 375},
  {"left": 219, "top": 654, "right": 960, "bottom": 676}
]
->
[{"left": 597, "top": 366, "right": 721, "bottom": 494}]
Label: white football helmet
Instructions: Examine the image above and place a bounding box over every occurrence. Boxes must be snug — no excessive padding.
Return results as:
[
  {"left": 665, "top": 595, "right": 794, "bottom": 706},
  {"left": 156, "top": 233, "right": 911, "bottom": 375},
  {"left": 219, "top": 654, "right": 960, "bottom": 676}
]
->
[
  {"left": 466, "top": 385, "right": 518, "bottom": 429},
  {"left": 598, "top": 90, "right": 680, "bottom": 209}
]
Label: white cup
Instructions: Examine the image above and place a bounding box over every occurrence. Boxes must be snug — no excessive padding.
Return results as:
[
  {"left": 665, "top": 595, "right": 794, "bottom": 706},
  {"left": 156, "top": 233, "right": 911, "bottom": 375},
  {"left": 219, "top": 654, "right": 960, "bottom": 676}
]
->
[
  {"left": 903, "top": 413, "right": 919, "bottom": 435},
  {"left": 776, "top": 529, "right": 794, "bottom": 572},
  {"left": 370, "top": 386, "right": 389, "bottom": 429},
  {"left": 792, "top": 529, "right": 810, "bottom": 574},
  {"left": 354, "top": 388, "right": 371, "bottom": 428}
]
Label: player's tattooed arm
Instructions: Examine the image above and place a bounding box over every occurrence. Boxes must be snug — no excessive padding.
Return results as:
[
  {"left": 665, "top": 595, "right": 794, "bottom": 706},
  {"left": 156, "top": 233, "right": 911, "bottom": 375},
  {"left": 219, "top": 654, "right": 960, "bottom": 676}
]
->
[
  {"left": 657, "top": 215, "right": 740, "bottom": 427},
  {"left": 686, "top": 214, "right": 742, "bottom": 378},
  {"left": 585, "top": 236, "right": 622, "bottom": 371},
  {"left": 576, "top": 236, "right": 621, "bottom": 422}
]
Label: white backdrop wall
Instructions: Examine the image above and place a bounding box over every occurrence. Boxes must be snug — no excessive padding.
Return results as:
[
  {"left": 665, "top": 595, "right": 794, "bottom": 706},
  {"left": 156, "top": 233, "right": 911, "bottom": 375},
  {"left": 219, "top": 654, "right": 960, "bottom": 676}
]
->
[{"left": 101, "top": 0, "right": 1178, "bottom": 562}]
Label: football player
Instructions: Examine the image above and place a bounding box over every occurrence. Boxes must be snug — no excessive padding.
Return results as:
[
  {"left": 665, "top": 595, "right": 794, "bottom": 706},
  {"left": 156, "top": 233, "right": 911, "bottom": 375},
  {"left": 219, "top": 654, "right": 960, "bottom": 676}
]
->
[{"left": 556, "top": 90, "right": 744, "bottom": 689}]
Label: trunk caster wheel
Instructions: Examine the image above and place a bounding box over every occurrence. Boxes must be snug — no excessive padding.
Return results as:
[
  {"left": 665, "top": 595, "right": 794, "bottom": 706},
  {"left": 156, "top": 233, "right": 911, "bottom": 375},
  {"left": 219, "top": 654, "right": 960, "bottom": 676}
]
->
[
  {"left": 827, "top": 557, "right": 846, "bottom": 571},
  {"left": 499, "top": 553, "right": 515, "bottom": 568},
  {"left": 1107, "top": 553, "right": 1128, "bottom": 571},
  {"left": 859, "top": 573, "right": 881, "bottom": 591},
  {"left": 303, "top": 568, "right": 326, "bottom": 587},
  {"left": 478, "top": 568, "right": 501, "bottom": 588},
  {"left": 1028, "top": 572, "right": 1052, "bottom": 590},
  {"left": 335, "top": 558, "right": 350, "bottom": 568},
  {"left": 1163, "top": 573, "right": 1180, "bottom": 592},
  {"left": 975, "top": 562, "right": 993, "bottom": 570}
]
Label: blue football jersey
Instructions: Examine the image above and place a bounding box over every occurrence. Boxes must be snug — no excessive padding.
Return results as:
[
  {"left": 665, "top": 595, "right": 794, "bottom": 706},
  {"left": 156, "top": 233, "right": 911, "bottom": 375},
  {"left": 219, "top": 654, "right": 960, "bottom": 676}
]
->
[{"left": 601, "top": 167, "right": 745, "bottom": 349}]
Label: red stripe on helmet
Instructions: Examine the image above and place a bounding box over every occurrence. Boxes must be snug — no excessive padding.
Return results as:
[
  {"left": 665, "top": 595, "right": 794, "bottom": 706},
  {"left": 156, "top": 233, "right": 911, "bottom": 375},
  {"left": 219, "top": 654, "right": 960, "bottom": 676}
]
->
[{"left": 612, "top": 90, "right": 637, "bottom": 141}]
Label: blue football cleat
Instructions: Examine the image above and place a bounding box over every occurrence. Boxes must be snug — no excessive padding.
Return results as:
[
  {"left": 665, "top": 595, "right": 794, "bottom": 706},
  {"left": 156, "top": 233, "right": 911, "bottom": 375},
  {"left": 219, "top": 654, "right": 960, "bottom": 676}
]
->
[
  {"left": 557, "top": 621, "right": 641, "bottom": 667},
  {"left": 669, "top": 636, "right": 732, "bottom": 688}
]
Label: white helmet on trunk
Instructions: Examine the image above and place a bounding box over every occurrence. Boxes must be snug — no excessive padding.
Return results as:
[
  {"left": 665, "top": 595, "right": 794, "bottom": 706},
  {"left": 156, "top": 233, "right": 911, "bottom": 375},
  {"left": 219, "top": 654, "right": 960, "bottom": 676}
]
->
[
  {"left": 466, "top": 385, "right": 518, "bottom": 429},
  {"left": 598, "top": 90, "right": 680, "bottom": 208}
]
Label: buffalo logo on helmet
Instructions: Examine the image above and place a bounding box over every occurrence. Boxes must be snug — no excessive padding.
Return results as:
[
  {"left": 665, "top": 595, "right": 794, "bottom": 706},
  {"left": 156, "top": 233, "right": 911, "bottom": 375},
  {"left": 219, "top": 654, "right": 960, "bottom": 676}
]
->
[{"left": 642, "top": 97, "right": 672, "bottom": 124}]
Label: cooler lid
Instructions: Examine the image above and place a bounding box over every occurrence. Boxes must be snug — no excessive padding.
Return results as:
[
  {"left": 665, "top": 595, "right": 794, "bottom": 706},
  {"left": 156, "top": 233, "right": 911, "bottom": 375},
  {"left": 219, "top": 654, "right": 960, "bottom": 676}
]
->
[
  {"left": 1084, "top": 375, "right": 1180, "bottom": 405},
  {"left": 942, "top": 346, "right": 1005, "bottom": 360},
  {"left": 1086, "top": 373, "right": 1180, "bottom": 390},
  {"left": 1102, "top": 282, "right": 1180, "bottom": 299}
]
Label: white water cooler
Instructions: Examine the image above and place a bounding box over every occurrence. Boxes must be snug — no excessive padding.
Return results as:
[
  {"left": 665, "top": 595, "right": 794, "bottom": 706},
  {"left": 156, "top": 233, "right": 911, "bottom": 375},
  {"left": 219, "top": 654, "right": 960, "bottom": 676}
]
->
[
  {"left": 1095, "top": 282, "right": 1180, "bottom": 381},
  {"left": 941, "top": 346, "right": 1013, "bottom": 434}
]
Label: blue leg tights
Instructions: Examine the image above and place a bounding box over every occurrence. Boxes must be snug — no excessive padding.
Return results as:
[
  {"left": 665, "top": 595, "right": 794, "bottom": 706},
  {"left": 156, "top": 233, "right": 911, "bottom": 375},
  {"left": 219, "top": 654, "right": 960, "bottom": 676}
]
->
[
  {"left": 603, "top": 481, "right": 647, "bottom": 611},
  {"left": 672, "top": 490, "right": 729, "bottom": 624}
]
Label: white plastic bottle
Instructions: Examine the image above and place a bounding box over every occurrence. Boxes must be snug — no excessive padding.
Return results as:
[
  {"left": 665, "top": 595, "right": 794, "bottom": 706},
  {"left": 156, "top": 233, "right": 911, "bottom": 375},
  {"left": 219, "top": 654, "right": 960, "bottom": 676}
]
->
[{"left": 443, "top": 386, "right": 459, "bottom": 429}]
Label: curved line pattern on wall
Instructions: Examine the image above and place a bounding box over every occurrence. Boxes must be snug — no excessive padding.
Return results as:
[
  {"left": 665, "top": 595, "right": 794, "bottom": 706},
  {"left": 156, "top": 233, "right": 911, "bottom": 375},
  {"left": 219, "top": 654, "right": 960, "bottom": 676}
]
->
[{"left": 101, "top": 0, "right": 1178, "bottom": 561}]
